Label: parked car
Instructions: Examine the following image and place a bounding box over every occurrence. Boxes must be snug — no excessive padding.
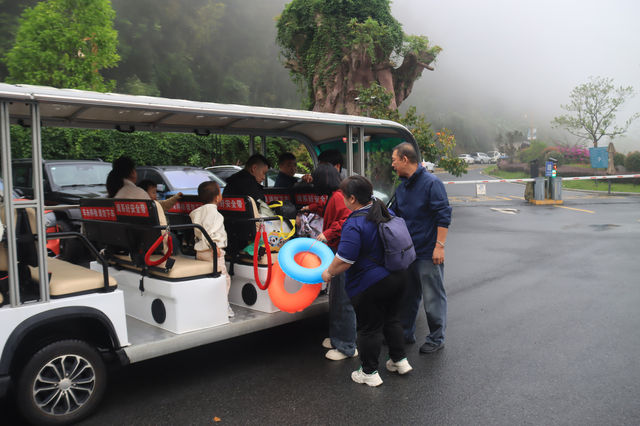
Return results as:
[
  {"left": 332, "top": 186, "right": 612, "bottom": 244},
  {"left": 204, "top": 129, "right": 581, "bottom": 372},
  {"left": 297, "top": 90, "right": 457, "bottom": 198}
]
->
[
  {"left": 471, "top": 152, "right": 491, "bottom": 164},
  {"left": 458, "top": 154, "right": 475, "bottom": 164},
  {"left": 206, "top": 165, "right": 242, "bottom": 182},
  {"left": 487, "top": 151, "right": 501, "bottom": 163},
  {"left": 137, "top": 166, "right": 227, "bottom": 198},
  {"left": 422, "top": 161, "right": 435, "bottom": 172},
  {"left": 12, "top": 159, "right": 111, "bottom": 259}
]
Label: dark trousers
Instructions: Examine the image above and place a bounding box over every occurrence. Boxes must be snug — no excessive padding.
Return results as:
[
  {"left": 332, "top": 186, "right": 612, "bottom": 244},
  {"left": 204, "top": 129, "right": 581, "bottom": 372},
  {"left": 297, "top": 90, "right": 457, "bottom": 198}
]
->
[{"left": 350, "top": 270, "right": 407, "bottom": 374}]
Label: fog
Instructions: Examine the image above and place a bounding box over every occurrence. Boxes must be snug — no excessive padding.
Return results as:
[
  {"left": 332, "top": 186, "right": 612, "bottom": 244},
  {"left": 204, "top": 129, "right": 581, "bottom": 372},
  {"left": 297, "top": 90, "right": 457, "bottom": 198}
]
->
[{"left": 391, "top": 0, "right": 640, "bottom": 152}]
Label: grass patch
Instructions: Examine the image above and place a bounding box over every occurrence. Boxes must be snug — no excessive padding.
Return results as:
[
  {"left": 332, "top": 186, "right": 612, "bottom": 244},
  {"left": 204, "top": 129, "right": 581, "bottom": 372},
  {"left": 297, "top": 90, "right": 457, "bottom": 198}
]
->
[
  {"left": 562, "top": 180, "right": 640, "bottom": 193},
  {"left": 484, "top": 166, "right": 528, "bottom": 179}
]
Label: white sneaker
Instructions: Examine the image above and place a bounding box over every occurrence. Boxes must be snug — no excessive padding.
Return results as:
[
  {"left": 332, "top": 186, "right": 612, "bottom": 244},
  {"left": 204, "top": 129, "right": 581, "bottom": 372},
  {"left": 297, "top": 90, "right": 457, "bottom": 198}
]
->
[
  {"left": 386, "top": 357, "right": 413, "bottom": 375},
  {"left": 227, "top": 305, "right": 235, "bottom": 318},
  {"left": 325, "top": 348, "right": 358, "bottom": 361},
  {"left": 351, "top": 368, "right": 383, "bottom": 387},
  {"left": 322, "top": 337, "right": 333, "bottom": 349}
]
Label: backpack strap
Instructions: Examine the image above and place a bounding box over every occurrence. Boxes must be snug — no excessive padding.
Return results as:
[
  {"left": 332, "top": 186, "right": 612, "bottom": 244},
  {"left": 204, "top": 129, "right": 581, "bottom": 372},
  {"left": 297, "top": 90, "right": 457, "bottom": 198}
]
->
[{"left": 351, "top": 211, "right": 384, "bottom": 267}]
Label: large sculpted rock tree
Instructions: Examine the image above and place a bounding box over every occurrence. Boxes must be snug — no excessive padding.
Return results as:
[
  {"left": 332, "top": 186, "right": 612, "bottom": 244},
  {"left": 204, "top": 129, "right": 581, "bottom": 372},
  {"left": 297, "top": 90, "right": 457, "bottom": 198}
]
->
[{"left": 276, "top": 0, "right": 441, "bottom": 114}]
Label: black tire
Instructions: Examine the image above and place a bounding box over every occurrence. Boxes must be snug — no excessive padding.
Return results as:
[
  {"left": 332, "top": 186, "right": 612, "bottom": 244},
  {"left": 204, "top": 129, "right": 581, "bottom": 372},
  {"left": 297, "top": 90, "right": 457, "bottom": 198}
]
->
[
  {"left": 58, "top": 220, "right": 82, "bottom": 262},
  {"left": 16, "top": 340, "right": 107, "bottom": 425}
]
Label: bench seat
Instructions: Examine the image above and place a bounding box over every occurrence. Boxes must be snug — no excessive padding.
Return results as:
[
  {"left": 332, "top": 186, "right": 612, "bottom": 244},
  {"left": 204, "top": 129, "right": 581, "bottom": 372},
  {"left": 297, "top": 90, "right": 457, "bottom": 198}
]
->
[
  {"left": 30, "top": 257, "right": 117, "bottom": 298},
  {"left": 111, "top": 253, "right": 216, "bottom": 280}
]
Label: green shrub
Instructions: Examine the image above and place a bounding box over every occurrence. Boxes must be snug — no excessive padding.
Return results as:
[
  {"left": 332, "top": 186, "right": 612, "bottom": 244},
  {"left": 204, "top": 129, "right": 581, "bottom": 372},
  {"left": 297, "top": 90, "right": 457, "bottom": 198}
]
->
[
  {"left": 517, "top": 141, "right": 548, "bottom": 163},
  {"left": 625, "top": 151, "right": 640, "bottom": 172},
  {"left": 544, "top": 150, "right": 565, "bottom": 166},
  {"left": 614, "top": 152, "right": 625, "bottom": 166}
]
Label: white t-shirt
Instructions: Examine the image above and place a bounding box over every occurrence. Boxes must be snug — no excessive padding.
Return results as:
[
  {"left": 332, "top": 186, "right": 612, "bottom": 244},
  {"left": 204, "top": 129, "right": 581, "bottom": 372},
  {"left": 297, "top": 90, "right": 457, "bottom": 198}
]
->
[{"left": 189, "top": 203, "right": 227, "bottom": 251}]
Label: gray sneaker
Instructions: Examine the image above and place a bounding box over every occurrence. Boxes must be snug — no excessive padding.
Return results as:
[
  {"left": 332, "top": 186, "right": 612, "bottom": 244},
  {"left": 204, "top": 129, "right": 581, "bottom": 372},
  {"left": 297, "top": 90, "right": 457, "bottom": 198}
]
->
[{"left": 419, "top": 342, "right": 444, "bottom": 354}]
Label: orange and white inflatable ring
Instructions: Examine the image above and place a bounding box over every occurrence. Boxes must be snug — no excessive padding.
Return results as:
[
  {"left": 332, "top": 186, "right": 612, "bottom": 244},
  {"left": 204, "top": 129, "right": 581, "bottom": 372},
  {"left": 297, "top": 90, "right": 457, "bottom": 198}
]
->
[{"left": 268, "top": 255, "right": 323, "bottom": 313}]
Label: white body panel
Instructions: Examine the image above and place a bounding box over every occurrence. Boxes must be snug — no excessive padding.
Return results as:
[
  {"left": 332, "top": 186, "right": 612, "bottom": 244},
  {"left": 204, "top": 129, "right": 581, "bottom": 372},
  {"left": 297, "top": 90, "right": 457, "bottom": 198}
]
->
[
  {"left": 91, "top": 262, "right": 229, "bottom": 334},
  {"left": 228, "top": 262, "right": 308, "bottom": 313},
  {"left": 0, "top": 290, "right": 129, "bottom": 350}
]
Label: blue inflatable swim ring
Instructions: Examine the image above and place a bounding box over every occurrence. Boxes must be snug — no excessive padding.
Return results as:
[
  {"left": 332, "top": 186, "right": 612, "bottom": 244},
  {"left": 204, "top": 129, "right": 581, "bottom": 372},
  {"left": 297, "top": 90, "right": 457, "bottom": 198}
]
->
[{"left": 278, "top": 238, "right": 334, "bottom": 284}]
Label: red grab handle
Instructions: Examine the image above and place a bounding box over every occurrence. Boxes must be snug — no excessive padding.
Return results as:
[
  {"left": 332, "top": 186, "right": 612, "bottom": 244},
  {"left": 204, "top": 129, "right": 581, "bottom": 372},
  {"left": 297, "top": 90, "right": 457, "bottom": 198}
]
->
[
  {"left": 253, "top": 225, "right": 272, "bottom": 290},
  {"left": 145, "top": 234, "right": 173, "bottom": 266}
]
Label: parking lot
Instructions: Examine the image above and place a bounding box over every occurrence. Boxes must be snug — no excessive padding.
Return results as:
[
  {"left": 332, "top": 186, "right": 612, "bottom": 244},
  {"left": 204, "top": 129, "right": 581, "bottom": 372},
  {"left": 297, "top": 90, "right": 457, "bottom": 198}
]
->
[{"left": 4, "top": 168, "right": 639, "bottom": 425}]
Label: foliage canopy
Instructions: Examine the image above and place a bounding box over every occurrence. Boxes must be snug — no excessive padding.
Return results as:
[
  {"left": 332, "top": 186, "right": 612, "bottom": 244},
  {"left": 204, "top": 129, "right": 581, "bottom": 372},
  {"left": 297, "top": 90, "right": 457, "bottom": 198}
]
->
[
  {"left": 276, "top": 0, "right": 441, "bottom": 113},
  {"left": 552, "top": 76, "right": 639, "bottom": 148},
  {"left": 5, "top": 0, "right": 120, "bottom": 91}
]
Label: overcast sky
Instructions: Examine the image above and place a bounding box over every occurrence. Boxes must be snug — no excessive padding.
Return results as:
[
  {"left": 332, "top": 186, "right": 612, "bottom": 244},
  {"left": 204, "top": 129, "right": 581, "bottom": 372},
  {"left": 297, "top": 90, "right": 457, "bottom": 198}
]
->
[{"left": 391, "top": 0, "right": 640, "bottom": 152}]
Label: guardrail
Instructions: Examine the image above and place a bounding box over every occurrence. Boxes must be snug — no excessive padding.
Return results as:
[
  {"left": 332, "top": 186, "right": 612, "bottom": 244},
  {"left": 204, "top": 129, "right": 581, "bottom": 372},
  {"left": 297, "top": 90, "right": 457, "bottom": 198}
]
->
[{"left": 441, "top": 174, "right": 640, "bottom": 185}]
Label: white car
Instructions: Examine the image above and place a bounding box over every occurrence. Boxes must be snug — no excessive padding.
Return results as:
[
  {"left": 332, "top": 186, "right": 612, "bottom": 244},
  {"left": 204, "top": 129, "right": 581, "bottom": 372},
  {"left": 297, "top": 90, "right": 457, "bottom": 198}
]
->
[
  {"left": 421, "top": 161, "right": 435, "bottom": 172},
  {"left": 471, "top": 152, "right": 491, "bottom": 164},
  {"left": 458, "top": 154, "right": 475, "bottom": 164},
  {"left": 487, "top": 151, "right": 501, "bottom": 163}
]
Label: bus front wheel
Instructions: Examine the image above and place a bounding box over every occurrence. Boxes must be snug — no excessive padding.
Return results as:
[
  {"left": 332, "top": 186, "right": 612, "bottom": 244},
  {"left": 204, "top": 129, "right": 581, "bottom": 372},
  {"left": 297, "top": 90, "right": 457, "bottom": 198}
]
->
[{"left": 16, "top": 339, "right": 107, "bottom": 425}]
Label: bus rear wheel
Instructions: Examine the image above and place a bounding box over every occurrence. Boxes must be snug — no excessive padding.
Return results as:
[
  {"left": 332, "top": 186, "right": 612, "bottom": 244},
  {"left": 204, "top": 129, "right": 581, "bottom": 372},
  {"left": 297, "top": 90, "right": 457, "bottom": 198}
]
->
[{"left": 16, "top": 340, "right": 107, "bottom": 425}]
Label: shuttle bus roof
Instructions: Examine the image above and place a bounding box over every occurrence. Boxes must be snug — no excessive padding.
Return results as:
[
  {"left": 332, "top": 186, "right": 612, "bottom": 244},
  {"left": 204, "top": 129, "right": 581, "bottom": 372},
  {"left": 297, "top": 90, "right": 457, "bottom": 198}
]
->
[{"left": 0, "top": 83, "right": 415, "bottom": 146}]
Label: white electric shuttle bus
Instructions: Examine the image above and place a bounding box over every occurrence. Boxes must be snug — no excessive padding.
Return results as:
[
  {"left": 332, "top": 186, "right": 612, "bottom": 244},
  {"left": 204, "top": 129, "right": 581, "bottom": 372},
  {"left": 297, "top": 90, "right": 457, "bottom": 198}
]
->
[{"left": 0, "top": 83, "right": 419, "bottom": 424}]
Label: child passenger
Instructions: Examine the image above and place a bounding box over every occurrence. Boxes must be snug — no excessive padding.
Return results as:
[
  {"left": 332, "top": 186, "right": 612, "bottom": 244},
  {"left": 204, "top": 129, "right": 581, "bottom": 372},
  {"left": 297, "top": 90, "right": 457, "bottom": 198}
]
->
[
  {"left": 189, "top": 181, "right": 234, "bottom": 318},
  {"left": 137, "top": 179, "right": 182, "bottom": 211}
]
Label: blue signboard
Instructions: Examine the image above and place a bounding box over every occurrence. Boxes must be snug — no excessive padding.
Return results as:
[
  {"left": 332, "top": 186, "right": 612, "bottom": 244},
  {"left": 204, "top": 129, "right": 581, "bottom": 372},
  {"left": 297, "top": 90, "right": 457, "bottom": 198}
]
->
[
  {"left": 589, "top": 147, "right": 608, "bottom": 169},
  {"left": 545, "top": 161, "right": 553, "bottom": 177}
]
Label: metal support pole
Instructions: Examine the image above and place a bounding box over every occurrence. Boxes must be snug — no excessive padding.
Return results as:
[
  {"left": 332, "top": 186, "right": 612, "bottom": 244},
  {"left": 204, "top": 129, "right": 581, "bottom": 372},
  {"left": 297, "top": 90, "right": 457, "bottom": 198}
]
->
[
  {"left": 358, "top": 127, "right": 365, "bottom": 176},
  {"left": 31, "top": 104, "right": 49, "bottom": 301},
  {"left": 347, "top": 126, "right": 354, "bottom": 176},
  {"left": 249, "top": 135, "right": 255, "bottom": 155},
  {"left": 608, "top": 179, "right": 612, "bottom": 195},
  {"left": 1, "top": 101, "right": 20, "bottom": 306},
  {"left": 261, "top": 135, "right": 267, "bottom": 156}
]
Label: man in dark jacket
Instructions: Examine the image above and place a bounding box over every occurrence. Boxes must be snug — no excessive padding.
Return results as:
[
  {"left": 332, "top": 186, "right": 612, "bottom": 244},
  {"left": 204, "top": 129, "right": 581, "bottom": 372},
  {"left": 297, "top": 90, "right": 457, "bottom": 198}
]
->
[
  {"left": 223, "top": 154, "right": 270, "bottom": 202},
  {"left": 391, "top": 142, "right": 452, "bottom": 354}
]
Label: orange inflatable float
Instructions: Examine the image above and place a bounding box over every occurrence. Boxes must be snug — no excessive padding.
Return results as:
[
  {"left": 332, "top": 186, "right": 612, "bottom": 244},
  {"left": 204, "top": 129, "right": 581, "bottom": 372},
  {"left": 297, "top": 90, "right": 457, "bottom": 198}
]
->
[{"left": 268, "top": 252, "right": 323, "bottom": 313}]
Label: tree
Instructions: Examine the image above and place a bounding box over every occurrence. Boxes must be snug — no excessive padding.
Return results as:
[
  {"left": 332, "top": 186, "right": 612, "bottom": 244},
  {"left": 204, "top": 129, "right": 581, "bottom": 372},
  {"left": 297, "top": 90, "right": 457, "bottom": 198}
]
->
[
  {"left": 276, "top": 0, "right": 441, "bottom": 114},
  {"left": 552, "top": 76, "right": 639, "bottom": 148},
  {"left": 4, "top": 0, "right": 120, "bottom": 91}
]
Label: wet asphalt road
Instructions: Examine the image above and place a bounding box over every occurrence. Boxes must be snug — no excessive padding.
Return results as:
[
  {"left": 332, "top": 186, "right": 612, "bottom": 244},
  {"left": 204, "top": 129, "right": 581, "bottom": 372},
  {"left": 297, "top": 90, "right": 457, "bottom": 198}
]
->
[{"left": 5, "top": 168, "right": 640, "bottom": 425}]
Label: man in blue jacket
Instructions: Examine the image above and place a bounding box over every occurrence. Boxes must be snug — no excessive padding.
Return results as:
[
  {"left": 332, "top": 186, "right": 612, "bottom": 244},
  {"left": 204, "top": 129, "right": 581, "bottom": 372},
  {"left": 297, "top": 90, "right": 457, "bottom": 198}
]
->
[{"left": 391, "top": 142, "right": 452, "bottom": 354}]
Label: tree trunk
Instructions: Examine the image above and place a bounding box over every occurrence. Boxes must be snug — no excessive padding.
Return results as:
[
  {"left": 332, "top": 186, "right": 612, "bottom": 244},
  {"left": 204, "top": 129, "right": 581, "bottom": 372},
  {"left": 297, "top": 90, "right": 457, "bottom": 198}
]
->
[{"left": 309, "top": 48, "right": 435, "bottom": 114}]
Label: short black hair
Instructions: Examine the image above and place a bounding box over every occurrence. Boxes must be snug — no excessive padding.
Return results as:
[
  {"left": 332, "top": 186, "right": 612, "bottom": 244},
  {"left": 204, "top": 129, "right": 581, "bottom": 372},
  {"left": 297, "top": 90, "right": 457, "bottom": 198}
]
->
[
  {"left": 245, "top": 153, "right": 271, "bottom": 170},
  {"left": 137, "top": 179, "right": 156, "bottom": 191},
  {"left": 317, "top": 149, "right": 344, "bottom": 167},
  {"left": 198, "top": 181, "right": 221, "bottom": 203},
  {"left": 393, "top": 142, "right": 419, "bottom": 164},
  {"left": 278, "top": 152, "right": 296, "bottom": 165}
]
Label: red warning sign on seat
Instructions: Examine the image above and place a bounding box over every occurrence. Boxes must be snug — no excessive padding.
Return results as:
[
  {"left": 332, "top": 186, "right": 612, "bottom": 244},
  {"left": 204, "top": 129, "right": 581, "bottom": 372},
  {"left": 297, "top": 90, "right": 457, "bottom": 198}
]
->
[
  {"left": 114, "top": 201, "right": 149, "bottom": 217},
  {"left": 218, "top": 198, "right": 245, "bottom": 212},
  {"left": 80, "top": 206, "right": 117, "bottom": 221}
]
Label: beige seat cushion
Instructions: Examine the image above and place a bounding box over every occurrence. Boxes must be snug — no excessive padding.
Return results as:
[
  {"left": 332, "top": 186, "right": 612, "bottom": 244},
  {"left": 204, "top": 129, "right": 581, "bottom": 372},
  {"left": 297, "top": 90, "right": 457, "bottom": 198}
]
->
[
  {"left": 111, "top": 253, "right": 216, "bottom": 279},
  {"left": 30, "top": 258, "right": 117, "bottom": 297}
]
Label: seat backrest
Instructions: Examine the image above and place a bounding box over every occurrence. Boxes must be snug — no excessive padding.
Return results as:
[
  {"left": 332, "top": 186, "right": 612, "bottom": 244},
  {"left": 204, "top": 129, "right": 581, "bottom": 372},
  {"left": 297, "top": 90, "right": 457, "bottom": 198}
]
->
[
  {"left": 291, "top": 187, "right": 330, "bottom": 210},
  {"left": 263, "top": 187, "right": 294, "bottom": 205},
  {"left": 80, "top": 198, "right": 162, "bottom": 256},
  {"left": 164, "top": 195, "right": 202, "bottom": 254},
  {"left": 218, "top": 195, "right": 258, "bottom": 257}
]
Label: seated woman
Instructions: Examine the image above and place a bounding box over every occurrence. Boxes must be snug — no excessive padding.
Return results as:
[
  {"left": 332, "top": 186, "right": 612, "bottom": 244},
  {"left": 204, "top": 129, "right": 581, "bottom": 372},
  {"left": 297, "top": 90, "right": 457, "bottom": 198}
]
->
[
  {"left": 106, "top": 156, "right": 149, "bottom": 199},
  {"left": 321, "top": 175, "right": 412, "bottom": 387}
]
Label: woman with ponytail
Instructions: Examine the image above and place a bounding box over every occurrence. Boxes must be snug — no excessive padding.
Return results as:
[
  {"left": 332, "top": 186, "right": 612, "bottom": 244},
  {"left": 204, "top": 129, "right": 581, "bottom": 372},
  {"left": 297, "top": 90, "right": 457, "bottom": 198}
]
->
[
  {"left": 106, "top": 156, "right": 149, "bottom": 199},
  {"left": 321, "top": 175, "right": 411, "bottom": 387}
]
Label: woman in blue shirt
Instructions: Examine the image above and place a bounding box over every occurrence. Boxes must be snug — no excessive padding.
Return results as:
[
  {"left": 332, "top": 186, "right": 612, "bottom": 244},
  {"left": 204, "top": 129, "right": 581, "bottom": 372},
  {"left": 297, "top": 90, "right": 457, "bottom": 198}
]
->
[{"left": 321, "top": 175, "right": 412, "bottom": 387}]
